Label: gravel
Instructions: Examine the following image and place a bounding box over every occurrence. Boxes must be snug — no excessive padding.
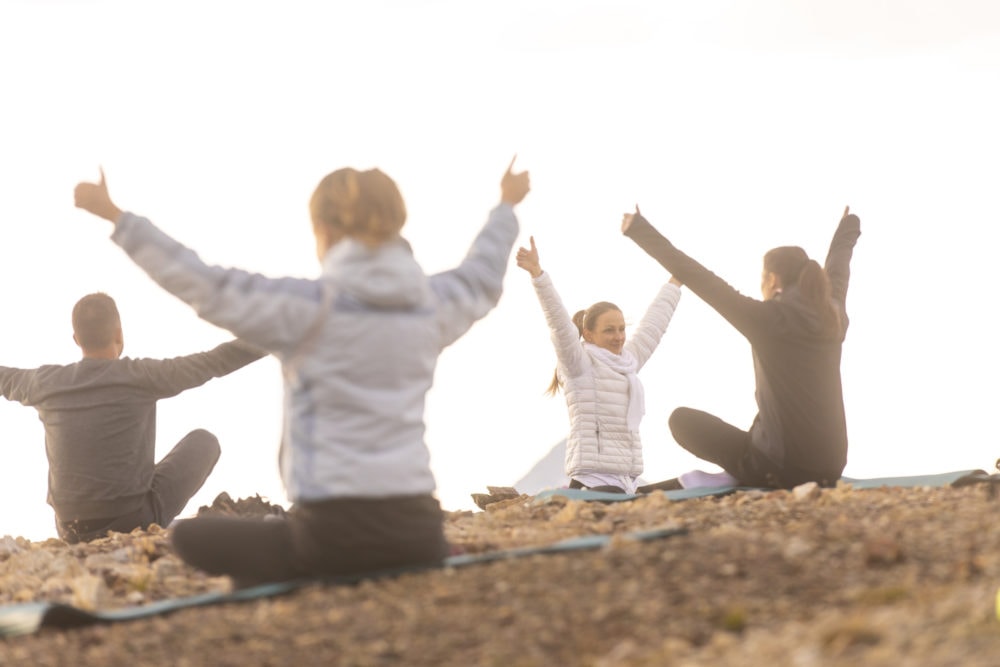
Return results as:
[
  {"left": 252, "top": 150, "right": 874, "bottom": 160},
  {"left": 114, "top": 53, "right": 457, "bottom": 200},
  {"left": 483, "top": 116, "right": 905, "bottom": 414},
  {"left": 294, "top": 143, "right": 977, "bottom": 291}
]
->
[{"left": 2, "top": 482, "right": 1000, "bottom": 666}]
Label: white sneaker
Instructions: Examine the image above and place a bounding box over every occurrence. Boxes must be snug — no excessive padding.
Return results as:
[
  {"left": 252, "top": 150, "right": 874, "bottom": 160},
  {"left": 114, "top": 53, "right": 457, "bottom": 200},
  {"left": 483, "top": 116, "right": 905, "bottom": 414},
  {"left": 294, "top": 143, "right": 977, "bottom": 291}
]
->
[{"left": 678, "top": 470, "right": 739, "bottom": 489}]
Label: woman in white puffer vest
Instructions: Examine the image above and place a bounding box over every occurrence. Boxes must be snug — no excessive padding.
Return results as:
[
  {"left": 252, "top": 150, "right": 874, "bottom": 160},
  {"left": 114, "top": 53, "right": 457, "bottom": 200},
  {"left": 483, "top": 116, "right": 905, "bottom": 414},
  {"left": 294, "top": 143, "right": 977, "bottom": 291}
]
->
[{"left": 516, "top": 235, "right": 682, "bottom": 494}]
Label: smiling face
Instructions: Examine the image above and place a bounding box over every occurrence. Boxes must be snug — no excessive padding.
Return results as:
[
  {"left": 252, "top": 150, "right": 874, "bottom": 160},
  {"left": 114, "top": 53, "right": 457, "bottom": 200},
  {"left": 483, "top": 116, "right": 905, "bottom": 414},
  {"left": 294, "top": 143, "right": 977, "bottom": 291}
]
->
[{"left": 584, "top": 308, "right": 627, "bottom": 355}]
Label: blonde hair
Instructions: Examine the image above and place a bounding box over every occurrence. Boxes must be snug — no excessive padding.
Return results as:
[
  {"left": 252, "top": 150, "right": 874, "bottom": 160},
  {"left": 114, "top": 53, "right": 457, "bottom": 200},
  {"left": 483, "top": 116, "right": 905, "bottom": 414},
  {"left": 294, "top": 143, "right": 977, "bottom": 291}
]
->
[{"left": 309, "top": 168, "right": 407, "bottom": 246}]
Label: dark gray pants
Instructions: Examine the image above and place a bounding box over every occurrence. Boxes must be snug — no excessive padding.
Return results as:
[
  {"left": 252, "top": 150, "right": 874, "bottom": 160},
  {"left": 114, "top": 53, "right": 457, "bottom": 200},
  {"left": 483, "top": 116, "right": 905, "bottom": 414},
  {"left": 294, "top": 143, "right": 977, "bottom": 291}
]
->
[
  {"left": 171, "top": 494, "right": 449, "bottom": 588},
  {"left": 56, "top": 429, "right": 221, "bottom": 543},
  {"left": 668, "top": 407, "right": 838, "bottom": 489}
]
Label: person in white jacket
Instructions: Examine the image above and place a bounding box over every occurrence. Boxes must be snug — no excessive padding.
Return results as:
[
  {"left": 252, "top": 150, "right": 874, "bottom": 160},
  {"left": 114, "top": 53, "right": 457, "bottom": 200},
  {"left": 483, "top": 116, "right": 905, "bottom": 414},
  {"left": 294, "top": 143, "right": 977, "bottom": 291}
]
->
[
  {"left": 73, "top": 159, "right": 530, "bottom": 586},
  {"left": 515, "top": 234, "right": 681, "bottom": 495}
]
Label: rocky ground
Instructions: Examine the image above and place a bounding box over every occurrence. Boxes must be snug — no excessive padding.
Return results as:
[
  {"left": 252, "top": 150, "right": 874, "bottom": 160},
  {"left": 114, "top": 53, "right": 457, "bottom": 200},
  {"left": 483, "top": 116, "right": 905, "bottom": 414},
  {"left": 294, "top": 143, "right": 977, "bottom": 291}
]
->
[{"left": 1, "top": 481, "right": 1000, "bottom": 666}]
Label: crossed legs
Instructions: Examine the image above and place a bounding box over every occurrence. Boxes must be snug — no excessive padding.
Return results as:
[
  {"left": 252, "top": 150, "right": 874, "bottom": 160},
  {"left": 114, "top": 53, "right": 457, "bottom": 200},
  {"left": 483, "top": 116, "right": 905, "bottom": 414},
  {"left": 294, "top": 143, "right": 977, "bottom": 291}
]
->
[{"left": 57, "top": 428, "right": 220, "bottom": 543}]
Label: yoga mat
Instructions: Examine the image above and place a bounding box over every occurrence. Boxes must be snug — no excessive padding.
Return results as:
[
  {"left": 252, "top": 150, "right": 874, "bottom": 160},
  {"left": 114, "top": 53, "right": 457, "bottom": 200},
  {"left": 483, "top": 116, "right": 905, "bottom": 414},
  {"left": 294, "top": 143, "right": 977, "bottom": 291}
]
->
[
  {"left": 0, "top": 525, "right": 686, "bottom": 637},
  {"left": 840, "top": 469, "right": 985, "bottom": 489},
  {"left": 534, "top": 469, "right": 987, "bottom": 504},
  {"left": 533, "top": 485, "right": 740, "bottom": 504}
]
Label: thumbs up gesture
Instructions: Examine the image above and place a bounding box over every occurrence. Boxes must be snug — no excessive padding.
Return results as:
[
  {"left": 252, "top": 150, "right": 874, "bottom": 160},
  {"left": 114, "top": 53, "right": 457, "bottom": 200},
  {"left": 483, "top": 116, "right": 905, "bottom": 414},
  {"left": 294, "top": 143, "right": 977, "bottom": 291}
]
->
[{"left": 74, "top": 167, "right": 122, "bottom": 224}]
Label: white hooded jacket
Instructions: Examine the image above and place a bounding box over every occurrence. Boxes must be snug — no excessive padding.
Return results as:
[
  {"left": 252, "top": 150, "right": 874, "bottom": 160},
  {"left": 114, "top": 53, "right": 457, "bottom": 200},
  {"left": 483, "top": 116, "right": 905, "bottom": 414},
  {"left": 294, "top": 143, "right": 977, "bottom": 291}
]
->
[
  {"left": 112, "top": 204, "right": 519, "bottom": 501},
  {"left": 531, "top": 272, "right": 681, "bottom": 480}
]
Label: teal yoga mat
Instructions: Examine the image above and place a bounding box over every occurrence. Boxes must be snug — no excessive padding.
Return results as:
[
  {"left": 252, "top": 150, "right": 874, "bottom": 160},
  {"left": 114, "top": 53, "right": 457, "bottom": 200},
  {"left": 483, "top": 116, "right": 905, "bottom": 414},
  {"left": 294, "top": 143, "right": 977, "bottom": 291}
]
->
[
  {"left": 840, "top": 470, "right": 985, "bottom": 488},
  {"left": 534, "top": 469, "right": 987, "bottom": 504},
  {"left": 0, "top": 526, "right": 686, "bottom": 637}
]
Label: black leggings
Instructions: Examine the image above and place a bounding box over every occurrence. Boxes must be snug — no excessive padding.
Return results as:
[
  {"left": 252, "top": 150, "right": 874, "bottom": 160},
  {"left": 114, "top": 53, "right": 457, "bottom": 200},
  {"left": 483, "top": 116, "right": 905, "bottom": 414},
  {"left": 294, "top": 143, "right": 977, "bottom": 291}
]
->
[
  {"left": 668, "top": 407, "right": 837, "bottom": 489},
  {"left": 568, "top": 479, "right": 626, "bottom": 494},
  {"left": 171, "top": 494, "right": 449, "bottom": 587}
]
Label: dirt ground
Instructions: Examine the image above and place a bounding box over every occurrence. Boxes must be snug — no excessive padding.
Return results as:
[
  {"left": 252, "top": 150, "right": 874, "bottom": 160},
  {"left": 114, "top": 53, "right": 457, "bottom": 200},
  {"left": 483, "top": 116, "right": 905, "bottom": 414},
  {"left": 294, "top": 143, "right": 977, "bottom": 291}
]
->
[{"left": 2, "top": 481, "right": 1000, "bottom": 666}]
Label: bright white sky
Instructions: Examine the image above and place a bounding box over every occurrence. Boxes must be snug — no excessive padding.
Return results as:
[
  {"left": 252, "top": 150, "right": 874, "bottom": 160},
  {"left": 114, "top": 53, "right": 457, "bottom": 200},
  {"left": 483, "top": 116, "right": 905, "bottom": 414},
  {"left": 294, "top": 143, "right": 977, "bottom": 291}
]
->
[{"left": 1, "top": 0, "right": 999, "bottom": 540}]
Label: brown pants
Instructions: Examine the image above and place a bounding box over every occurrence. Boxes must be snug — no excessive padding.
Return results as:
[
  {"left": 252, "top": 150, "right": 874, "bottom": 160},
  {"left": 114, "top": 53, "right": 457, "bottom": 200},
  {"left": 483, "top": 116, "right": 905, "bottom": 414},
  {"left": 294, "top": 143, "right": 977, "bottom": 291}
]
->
[{"left": 170, "top": 494, "right": 449, "bottom": 587}]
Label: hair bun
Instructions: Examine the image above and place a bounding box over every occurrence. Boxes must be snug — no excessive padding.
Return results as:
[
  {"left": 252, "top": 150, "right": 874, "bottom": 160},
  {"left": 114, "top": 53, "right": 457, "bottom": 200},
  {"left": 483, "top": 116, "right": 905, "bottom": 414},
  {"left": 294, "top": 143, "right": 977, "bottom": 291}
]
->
[{"left": 310, "top": 167, "right": 407, "bottom": 245}]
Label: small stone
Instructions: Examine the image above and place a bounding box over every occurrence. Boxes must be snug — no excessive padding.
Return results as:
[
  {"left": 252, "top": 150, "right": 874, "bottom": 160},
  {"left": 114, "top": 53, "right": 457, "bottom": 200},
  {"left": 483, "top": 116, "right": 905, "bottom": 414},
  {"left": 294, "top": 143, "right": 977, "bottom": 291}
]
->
[
  {"left": 0, "top": 535, "right": 23, "bottom": 560},
  {"left": 483, "top": 496, "right": 528, "bottom": 513},
  {"left": 736, "top": 489, "right": 766, "bottom": 505},
  {"left": 782, "top": 536, "right": 813, "bottom": 561},
  {"left": 594, "top": 639, "right": 638, "bottom": 667},
  {"left": 152, "top": 555, "right": 185, "bottom": 579},
  {"left": 793, "top": 481, "right": 821, "bottom": 501},
  {"left": 70, "top": 574, "right": 109, "bottom": 611},
  {"left": 125, "top": 590, "right": 147, "bottom": 605},
  {"left": 533, "top": 494, "right": 568, "bottom": 507},
  {"left": 13, "top": 588, "right": 35, "bottom": 603},
  {"left": 864, "top": 535, "right": 904, "bottom": 566},
  {"left": 551, "top": 502, "right": 583, "bottom": 523},
  {"left": 719, "top": 562, "right": 740, "bottom": 577},
  {"left": 485, "top": 486, "right": 519, "bottom": 499}
]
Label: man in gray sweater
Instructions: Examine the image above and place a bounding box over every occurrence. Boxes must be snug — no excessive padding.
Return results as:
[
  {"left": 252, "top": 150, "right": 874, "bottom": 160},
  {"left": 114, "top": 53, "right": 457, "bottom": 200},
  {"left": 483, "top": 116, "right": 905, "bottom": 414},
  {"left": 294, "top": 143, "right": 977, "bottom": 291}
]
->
[{"left": 0, "top": 293, "right": 266, "bottom": 543}]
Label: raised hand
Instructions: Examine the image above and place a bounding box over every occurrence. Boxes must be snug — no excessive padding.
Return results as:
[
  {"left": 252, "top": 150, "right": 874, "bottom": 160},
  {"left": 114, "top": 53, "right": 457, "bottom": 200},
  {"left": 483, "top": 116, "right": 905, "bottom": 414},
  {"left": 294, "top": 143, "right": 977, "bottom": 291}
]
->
[
  {"left": 500, "top": 155, "right": 531, "bottom": 206},
  {"left": 516, "top": 235, "right": 542, "bottom": 278},
  {"left": 621, "top": 204, "right": 641, "bottom": 232},
  {"left": 74, "top": 168, "right": 123, "bottom": 224}
]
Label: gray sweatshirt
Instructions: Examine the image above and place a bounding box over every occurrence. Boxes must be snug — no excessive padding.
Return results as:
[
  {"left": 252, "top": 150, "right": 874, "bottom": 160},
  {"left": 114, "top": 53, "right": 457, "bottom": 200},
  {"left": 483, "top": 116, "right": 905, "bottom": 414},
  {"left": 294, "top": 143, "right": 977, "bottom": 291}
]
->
[{"left": 0, "top": 340, "right": 266, "bottom": 519}]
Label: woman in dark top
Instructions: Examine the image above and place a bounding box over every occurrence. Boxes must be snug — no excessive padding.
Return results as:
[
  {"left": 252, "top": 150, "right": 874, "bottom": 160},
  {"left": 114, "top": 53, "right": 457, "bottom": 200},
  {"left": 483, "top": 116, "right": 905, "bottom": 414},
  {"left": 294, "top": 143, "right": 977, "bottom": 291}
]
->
[{"left": 622, "top": 206, "right": 861, "bottom": 489}]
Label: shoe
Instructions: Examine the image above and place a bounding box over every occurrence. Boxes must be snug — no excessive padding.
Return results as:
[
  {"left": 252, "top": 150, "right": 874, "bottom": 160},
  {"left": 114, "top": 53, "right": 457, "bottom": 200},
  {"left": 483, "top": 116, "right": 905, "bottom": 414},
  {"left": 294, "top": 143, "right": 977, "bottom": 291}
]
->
[{"left": 637, "top": 478, "right": 682, "bottom": 493}]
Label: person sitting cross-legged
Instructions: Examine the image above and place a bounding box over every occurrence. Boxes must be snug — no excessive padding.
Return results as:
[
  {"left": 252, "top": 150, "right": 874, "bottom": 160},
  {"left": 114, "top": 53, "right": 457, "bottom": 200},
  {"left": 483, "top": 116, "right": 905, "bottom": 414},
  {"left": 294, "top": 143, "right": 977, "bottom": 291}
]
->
[{"left": 0, "top": 292, "right": 266, "bottom": 543}]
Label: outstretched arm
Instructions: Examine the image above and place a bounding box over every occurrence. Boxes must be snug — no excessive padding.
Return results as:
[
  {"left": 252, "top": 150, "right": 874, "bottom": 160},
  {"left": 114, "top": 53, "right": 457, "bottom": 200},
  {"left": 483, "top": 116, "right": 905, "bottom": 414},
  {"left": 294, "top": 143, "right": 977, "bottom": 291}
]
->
[
  {"left": 430, "top": 157, "right": 530, "bottom": 348},
  {"left": 516, "top": 235, "right": 543, "bottom": 279},
  {"left": 622, "top": 207, "right": 768, "bottom": 340},
  {"left": 825, "top": 206, "right": 862, "bottom": 308},
  {"left": 532, "top": 273, "right": 588, "bottom": 378},
  {"left": 519, "top": 237, "right": 587, "bottom": 377},
  {"left": 622, "top": 207, "right": 683, "bottom": 290},
  {"left": 0, "top": 366, "right": 38, "bottom": 405},
  {"left": 74, "top": 170, "right": 328, "bottom": 354},
  {"left": 625, "top": 281, "right": 682, "bottom": 369},
  {"left": 137, "top": 339, "right": 268, "bottom": 398}
]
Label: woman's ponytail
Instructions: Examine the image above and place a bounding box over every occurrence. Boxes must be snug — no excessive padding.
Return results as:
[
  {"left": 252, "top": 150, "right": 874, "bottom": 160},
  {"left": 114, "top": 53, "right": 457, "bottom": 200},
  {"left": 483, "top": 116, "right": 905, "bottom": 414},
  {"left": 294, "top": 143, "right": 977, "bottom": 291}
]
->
[
  {"left": 764, "top": 246, "right": 840, "bottom": 334},
  {"left": 797, "top": 259, "right": 840, "bottom": 332}
]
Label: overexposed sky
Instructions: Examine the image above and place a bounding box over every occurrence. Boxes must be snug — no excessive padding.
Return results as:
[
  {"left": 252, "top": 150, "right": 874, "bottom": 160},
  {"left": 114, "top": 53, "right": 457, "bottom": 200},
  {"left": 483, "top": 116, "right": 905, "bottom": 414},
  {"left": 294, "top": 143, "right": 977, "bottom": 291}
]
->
[{"left": 1, "top": 0, "right": 999, "bottom": 539}]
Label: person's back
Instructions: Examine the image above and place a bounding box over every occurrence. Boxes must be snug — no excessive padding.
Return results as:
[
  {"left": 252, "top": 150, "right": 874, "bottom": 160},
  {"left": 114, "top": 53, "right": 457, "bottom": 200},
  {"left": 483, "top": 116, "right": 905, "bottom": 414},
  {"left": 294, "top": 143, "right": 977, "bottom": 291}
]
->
[
  {"left": 74, "top": 159, "right": 531, "bottom": 584},
  {"left": 283, "top": 229, "right": 485, "bottom": 499},
  {"left": 623, "top": 206, "right": 861, "bottom": 489},
  {"left": 19, "top": 358, "right": 190, "bottom": 517},
  {"left": 0, "top": 292, "right": 265, "bottom": 541},
  {"left": 748, "top": 286, "right": 849, "bottom": 476}
]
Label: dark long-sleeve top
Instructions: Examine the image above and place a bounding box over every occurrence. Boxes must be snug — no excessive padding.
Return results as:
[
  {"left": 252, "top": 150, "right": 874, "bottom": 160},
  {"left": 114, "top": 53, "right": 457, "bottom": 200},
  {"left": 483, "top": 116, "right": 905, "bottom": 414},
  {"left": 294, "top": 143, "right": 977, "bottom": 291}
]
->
[
  {"left": 624, "top": 213, "right": 861, "bottom": 476},
  {"left": 0, "top": 340, "right": 266, "bottom": 520}
]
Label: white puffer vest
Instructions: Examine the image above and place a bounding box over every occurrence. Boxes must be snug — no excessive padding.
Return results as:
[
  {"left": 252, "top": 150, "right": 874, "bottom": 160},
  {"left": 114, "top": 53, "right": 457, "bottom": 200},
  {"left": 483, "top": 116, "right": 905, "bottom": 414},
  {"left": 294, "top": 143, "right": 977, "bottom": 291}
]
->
[{"left": 531, "top": 272, "right": 681, "bottom": 479}]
